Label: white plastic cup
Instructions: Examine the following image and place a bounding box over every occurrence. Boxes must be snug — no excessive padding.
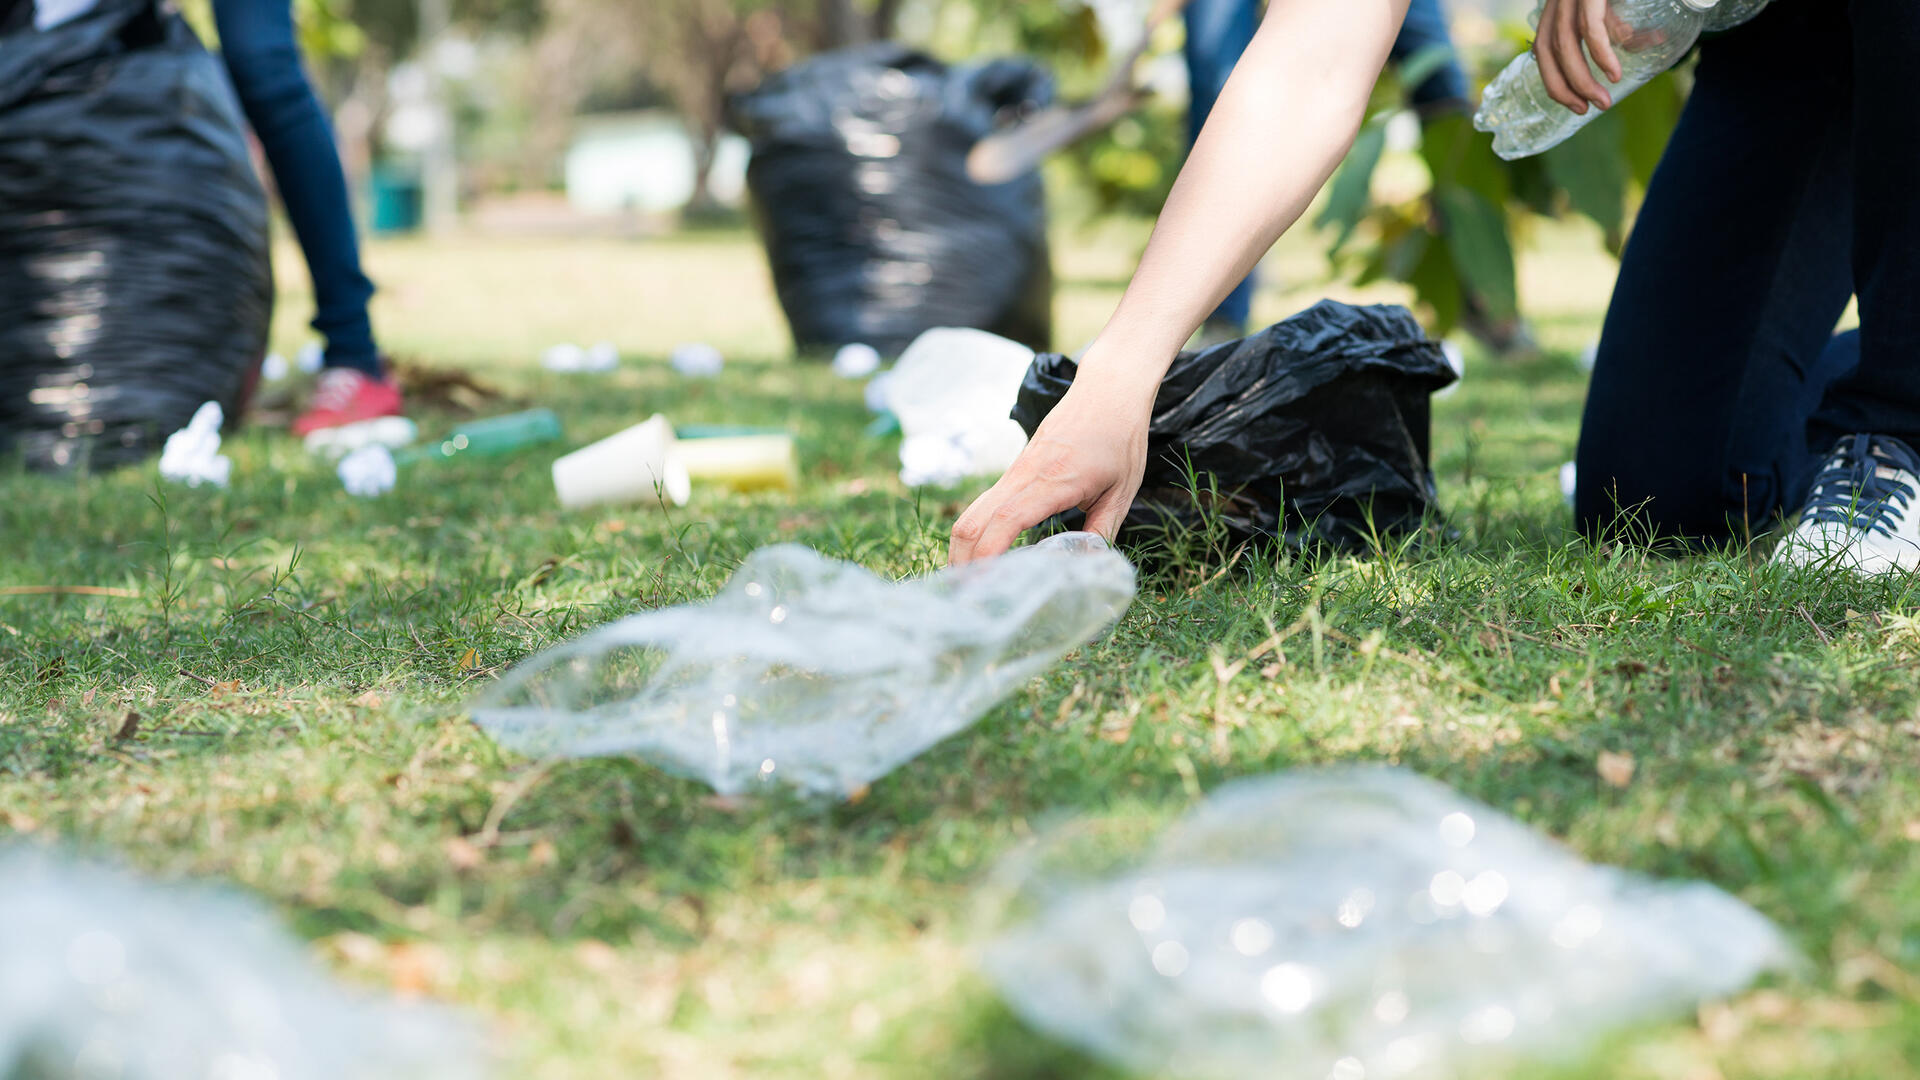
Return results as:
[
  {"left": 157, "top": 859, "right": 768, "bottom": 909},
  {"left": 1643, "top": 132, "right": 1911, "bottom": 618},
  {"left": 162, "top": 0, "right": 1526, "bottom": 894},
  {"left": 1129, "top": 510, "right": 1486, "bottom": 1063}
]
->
[{"left": 552, "top": 414, "right": 691, "bottom": 509}]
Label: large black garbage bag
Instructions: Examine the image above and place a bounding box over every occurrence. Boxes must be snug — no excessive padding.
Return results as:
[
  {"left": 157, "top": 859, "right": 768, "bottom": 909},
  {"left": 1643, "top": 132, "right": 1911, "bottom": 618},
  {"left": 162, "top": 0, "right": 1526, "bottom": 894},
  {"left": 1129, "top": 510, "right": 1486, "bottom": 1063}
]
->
[
  {"left": 730, "top": 44, "right": 1054, "bottom": 356},
  {"left": 1011, "top": 301, "right": 1458, "bottom": 553},
  {"left": 0, "top": 0, "right": 272, "bottom": 471}
]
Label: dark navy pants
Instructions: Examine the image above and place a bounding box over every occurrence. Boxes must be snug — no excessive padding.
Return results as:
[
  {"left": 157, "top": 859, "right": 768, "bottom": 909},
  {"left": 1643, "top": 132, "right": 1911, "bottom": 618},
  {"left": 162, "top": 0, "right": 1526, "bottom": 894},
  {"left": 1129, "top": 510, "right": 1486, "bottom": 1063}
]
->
[
  {"left": 214, "top": 0, "right": 380, "bottom": 374},
  {"left": 1576, "top": 0, "right": 1919, "bottom": 543}
]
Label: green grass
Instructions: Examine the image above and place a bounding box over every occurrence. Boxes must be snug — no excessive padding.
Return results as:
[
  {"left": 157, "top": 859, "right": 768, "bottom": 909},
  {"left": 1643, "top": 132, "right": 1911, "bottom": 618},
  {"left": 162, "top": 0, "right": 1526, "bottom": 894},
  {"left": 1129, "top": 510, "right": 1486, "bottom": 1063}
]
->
[{"left": 3, "top": 224, "right": 1918, "bottom": 1079}]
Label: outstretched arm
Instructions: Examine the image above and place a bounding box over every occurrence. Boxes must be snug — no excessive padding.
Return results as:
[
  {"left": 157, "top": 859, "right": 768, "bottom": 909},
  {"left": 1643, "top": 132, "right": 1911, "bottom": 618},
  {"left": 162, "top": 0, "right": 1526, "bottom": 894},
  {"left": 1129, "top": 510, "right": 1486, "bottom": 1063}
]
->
[{"left": 949, "top": 0, "right": 1413, "bottom": 563}]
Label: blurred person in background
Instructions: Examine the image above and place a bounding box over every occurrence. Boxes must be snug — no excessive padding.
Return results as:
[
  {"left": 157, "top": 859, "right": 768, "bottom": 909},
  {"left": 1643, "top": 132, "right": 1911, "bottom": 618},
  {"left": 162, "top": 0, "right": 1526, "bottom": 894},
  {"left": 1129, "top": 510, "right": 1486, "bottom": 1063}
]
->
[
  {"left": 1183, "top": 0, "right": 1470, "bottom": 342},
  {"left": 215, "top": 0, "right": 405, "bottom": 435}
]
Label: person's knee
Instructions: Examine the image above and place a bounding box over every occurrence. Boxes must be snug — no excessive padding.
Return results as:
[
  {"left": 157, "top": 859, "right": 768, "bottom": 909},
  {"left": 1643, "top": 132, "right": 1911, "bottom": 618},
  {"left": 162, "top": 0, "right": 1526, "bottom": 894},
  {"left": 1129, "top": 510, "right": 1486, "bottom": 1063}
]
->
[{"left": 1574, "top": 444, "right": 1749, "bottom": 547}]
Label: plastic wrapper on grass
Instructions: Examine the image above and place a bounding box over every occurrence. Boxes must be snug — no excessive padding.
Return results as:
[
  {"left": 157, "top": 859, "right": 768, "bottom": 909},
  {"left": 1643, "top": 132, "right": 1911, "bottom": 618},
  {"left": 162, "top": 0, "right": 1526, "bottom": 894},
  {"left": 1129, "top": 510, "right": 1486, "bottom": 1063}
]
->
[
  {"left": 1012, "top": 301, "right": 1456, "bottom": 553},
  {"left": 729, "top": 44, "right": 1054, "bottom": 355},
  {"left": 978, "top": 767, "right": 1798, "bottom": 1080},
  {"left": 472, "top": 533, "right": 1136, "bottom": 797},
  {"left": 0, "top": 0, "right": 272, "bottom": 472},
  {"left": 0, "top": 848, "right": 484, "bottom": 1080}
]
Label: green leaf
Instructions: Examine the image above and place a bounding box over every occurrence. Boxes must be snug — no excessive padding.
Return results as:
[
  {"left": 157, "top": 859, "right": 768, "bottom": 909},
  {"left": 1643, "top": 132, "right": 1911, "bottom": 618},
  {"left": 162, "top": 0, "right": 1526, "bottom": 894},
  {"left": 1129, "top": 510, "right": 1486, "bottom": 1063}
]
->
[
  {"left": 1317, "top": 120, "right": 1390, "bottom": 256},
  {"left": 1612, "top": 70, "right": 1685, "bottom": 190},
  {"left": 1407, "top": 227, "right": 1464, "bottom": 336},
  {"left": 1420, "top": 111, "right": 1510, "bottom": 208},
  {"left": 1433, "top": 185, "right": 1518, "bottom": 321},
  {"left": 1507, "top": 154, "right": 1559, "bottom": 217},
  {"left": 1544, "top": 109, "right": 1629, "bottom": 240}
]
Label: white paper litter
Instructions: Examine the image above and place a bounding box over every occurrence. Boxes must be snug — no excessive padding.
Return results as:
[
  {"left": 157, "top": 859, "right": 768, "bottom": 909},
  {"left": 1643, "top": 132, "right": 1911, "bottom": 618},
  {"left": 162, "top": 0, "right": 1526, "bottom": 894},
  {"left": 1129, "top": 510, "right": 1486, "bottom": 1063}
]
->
[
  {"left": 472, "top": 532, "right": 1136, "bottom": 797},
  {"left": 981, "top": 768, "right": 1798, "bottom": 1080},
  {"left": 0, "top": 848, "right": 485, "bottom": 1080},
  {"left": 543, "top": 342, "right": 619, "bottom": 374},
  {"left": 1438, "top": 340, "right": 1465, "bottom": 399},
  {"left": 339, "top": 444, "right": 399, "bottom": 497},
  {"left": 832, "top": 342, "right": 883, "bottom": 379},
  {"left": 670, "top": 342, "right": 725, "bottom": 378},
  {"left": 157, "top": 401, "right": 231, "bottom": 489},
  {"left": 864, "top": 369, "right": 895, "bottom": 414},
  {"left": 882, "top": 327, "right": 1034, "bottom": 488}
]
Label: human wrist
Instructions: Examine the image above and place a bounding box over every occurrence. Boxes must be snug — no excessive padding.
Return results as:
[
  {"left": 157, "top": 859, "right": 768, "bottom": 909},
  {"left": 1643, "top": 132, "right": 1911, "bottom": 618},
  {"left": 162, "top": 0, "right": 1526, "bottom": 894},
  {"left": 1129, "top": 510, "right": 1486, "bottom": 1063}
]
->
[{"left": 1073, "top": 337, "right": 1174, "bottom": 411}]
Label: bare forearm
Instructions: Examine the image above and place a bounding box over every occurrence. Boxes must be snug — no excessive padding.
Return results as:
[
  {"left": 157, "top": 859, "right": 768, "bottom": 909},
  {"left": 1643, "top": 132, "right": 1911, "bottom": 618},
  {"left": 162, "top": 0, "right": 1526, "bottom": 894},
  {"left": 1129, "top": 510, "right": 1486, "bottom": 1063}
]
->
[{"left": 1081, "top": 0, "right": 1410, "bottom": 399}]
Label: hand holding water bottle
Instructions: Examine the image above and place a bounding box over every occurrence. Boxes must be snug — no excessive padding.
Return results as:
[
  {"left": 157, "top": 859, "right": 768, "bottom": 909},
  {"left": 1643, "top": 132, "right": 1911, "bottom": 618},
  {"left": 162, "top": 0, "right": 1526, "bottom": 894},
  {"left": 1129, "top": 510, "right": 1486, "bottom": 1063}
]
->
[{"left": 1475, "top": 0, "right": 1772, "bottom": 160}]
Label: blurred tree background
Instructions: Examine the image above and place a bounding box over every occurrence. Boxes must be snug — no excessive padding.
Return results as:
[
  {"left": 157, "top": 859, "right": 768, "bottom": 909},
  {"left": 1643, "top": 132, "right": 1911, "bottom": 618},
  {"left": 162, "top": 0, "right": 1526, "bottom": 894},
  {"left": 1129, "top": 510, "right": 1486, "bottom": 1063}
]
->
[{"left": 250, "top": 0, "right": 1692, "bottom": 338}]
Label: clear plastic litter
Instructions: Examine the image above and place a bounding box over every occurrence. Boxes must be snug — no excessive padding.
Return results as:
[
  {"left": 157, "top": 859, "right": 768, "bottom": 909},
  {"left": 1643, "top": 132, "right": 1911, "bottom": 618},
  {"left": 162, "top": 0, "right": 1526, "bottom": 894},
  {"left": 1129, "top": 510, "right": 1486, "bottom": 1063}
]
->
[
  {"left": 832, "top": 342, "right": 883, "bottom": 380},
  {"left": 670, "top": 342, "right": 724, "bottom": 378},
  {"left": 472, "top": 532, "right": 1136, "bottom": 797},
  {"left": 1473, "top": 0, "right": 1766, "bottom": 160},
  {"left": 980, "top": 767, "right": 1798, "bottom": 1080},
  {"left": 883, "top": 327, "right": 1035, "bottom": 488},
  {"left": 1704, "top": 0, "right": 1771, "bottom": 31},
  {"left": 0, "top": 847, "right": 484, "bottom": 1080},
  {"left": 339, "top": 444, "right": 399, "bottom": 497},
  {"left": 157, "top": 401, "right": 230, "bottom": 489}
]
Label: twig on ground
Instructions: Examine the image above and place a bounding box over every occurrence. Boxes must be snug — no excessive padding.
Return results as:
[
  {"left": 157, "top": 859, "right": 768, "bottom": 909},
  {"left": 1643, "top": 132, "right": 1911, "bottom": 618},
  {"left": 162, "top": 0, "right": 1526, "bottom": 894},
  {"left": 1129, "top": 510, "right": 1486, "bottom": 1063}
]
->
[{"left": 1797, "top": 602, "right": 1834, "bottom": 646}]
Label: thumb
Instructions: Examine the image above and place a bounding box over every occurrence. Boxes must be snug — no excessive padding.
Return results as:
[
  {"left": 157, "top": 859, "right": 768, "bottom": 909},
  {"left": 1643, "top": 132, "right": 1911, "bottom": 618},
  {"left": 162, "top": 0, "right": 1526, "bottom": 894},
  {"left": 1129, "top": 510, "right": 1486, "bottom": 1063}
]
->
[{"left": 1082, "top": 487, "right": 1133, "bottom": 543}]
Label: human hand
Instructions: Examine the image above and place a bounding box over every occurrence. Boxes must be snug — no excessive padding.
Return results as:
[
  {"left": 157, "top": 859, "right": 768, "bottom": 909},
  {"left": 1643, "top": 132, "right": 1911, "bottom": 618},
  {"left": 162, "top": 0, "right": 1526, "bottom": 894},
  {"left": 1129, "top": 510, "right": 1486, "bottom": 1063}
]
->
[
  {"left": 1533, "top": 0, "right": 1626, "bottom": 114},
  {"left": 947, "top": 367, "right": 1154, "bottom": 565}
]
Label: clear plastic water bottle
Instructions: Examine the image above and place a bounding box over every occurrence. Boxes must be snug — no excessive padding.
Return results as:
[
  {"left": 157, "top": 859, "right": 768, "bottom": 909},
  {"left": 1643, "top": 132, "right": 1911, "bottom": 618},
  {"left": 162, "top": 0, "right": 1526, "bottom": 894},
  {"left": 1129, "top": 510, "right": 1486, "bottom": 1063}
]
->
[{"left": 1474, "top": 0, "right": 1738, "bottom": 160}]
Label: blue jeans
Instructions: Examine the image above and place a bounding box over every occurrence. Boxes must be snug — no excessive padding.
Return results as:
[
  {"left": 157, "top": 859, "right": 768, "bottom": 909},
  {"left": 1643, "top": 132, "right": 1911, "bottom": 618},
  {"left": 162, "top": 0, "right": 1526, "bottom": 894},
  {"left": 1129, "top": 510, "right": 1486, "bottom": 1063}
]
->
[
  {"left": 214, "top": 0, "right": 380, "bottom": 374},
  {"left": 1576, "top": 0, "right": 1917, "bottom": 544},
  {"left": 1184, "top": 0, "right": 1471, "bottom": 328}
]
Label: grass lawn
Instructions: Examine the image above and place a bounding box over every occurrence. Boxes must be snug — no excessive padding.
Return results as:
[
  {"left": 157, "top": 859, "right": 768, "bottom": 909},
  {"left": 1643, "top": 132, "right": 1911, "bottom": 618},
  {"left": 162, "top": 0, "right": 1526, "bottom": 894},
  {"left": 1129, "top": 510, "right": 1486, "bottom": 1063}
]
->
[{"left": 2, "top": 222, "right": 1917, "bottom": 1079}]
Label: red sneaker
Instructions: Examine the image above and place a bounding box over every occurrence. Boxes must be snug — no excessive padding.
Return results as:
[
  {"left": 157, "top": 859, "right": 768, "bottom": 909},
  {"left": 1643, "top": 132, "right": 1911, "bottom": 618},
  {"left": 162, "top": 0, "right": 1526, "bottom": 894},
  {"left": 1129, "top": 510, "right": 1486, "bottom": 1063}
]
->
[{"left": 291, "top": 368, "right": 405, "bottom": 436}]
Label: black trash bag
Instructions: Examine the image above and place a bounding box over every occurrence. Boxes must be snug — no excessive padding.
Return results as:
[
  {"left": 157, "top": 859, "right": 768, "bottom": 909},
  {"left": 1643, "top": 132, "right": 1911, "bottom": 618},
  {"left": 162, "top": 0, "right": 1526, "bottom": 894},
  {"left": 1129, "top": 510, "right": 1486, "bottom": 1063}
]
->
[
  {"left": 730, "top": 43, "right": 1053, "bottom": 356},
  {"left": 1011, "top": 301, "right": 1457, "bottom": 553},
  {"left": 0, "top": 0, "right": 272, "bottom": 472}
]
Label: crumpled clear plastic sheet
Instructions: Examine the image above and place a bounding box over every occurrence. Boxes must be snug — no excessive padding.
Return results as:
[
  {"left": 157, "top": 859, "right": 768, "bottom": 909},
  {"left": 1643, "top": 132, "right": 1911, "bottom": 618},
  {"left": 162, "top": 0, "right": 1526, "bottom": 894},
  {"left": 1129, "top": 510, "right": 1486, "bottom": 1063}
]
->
[
  {"left": 0, "top": 847, "right": 484, "bottom": 1080},
  {"left": 472, "top": 532, "right": 1136, "bottom": 797},
  {"left": 979, "top": 768, "right": 1798, "bottom": 1080}
]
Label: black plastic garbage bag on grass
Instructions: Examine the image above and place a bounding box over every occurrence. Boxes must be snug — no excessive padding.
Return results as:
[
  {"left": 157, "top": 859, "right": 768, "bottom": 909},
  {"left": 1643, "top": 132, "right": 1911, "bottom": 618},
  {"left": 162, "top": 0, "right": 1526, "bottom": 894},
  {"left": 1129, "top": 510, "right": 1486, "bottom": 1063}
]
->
[
  {"left": 1011, "top": 301, "right": 1457, "bottom": 553},
  {"left": 730, "top": 44, "right": 1053, "bottom": 356},
  {"left": 0, "top": 0, "right": 272, "bottom": 471}
]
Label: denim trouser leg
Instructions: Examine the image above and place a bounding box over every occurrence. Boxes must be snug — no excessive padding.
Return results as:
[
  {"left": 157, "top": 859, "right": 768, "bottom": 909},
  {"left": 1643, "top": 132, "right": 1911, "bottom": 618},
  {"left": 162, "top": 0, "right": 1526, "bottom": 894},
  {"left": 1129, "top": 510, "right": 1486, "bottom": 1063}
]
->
[
  {"left": 1183, "top": 0, "right": 1260, "bottom": 328},
  {"left": 1576, "top": 0, "right": 1857, "bottom": 544},
  {"left": 214, "top": 0, "right": 381, "bottom": 374},
  {"left": 1390, "top": 0, "right": 1472, "bottom": 108}
]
